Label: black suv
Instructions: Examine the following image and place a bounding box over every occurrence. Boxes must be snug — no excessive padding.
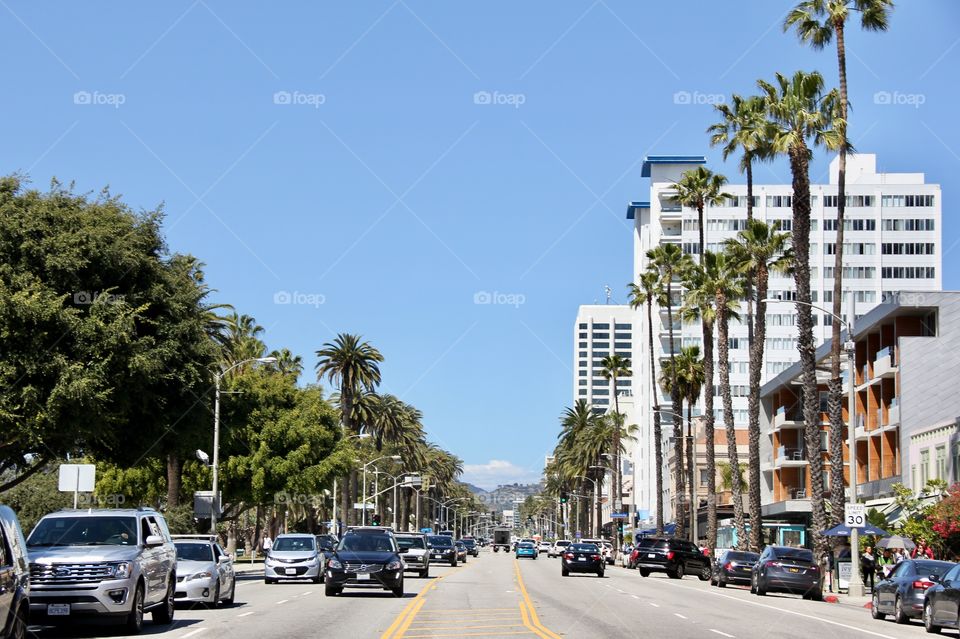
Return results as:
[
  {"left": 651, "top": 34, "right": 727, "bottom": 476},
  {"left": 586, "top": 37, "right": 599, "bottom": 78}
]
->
[
  {"left": 427, "top": 535, "right": 458, "bottom": 567},
  {"left": 634, "top": 537, "right": 710, "bottom": 580},
  {"left": 324, "top": 527, "right": 404, "bottom": 597}
]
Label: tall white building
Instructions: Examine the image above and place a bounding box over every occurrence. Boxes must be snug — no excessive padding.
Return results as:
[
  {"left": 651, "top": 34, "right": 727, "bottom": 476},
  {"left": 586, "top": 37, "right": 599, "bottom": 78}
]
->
[{"left": 627, "top": 153, "right": 942, "bottom": 524}]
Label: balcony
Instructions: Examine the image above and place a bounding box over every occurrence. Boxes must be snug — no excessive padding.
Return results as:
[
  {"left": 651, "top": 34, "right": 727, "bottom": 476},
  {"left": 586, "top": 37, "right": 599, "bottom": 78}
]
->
[
  {"left": 855, "top": 414, "right": 868, "bottom": 440},
  {"left": 773, "top": 406, "right": 803, "bottom": 431},
  {"left": 775, "top": 446, "right": 807, "bottom": 467},
  {"left": 874, "top": 347, "right": 898, "bottom": 379},
  {"left": 878, "top": 401, "right": 900, "bottom": 428},
  {"left": 761, "top": 452, "right": 773, "bottom": 473}
]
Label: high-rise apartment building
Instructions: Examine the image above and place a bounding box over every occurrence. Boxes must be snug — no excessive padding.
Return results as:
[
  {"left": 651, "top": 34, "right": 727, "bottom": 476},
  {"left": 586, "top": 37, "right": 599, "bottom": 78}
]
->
[{"left": 627, "top": 153, "right": 942, "bottom": 524}]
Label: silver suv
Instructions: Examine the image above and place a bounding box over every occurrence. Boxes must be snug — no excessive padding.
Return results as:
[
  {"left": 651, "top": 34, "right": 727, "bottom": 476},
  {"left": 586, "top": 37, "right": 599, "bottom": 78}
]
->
[{"left": 26, "top": 508, "right": 176, "bottom": 633}]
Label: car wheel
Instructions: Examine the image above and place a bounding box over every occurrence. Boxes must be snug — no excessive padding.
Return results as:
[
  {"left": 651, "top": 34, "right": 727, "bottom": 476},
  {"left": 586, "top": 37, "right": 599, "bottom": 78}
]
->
[
  {"left": 923, "top": 601, "right": 941, "bottom": 634},
  {"left": 152, "top": 577, "right": 175, "bottom": 624},
  {"left": 208, "top": 582, "right": 220, "bottom": 609},
  {"left": 756, "top": 578, "right": 767, "bottom": 596},
  {"left": 718, "top": 577, "right": 727, "bottom": 588},
  {"left": 9, "top": 604, "right": 26, "bottom": 639},
  {"left": 698, "top": 567, "right": 711, "bottom": 581},
  {"left": 639, "top": 569, "right": 650, "bottom": 578},
  {"left": 420, "top": 569, "right": 429, "bottom": 579},
  {"left": 810, "top": 589, "right": 822, "bottom": 602},
  {"left": 392, "top": 580, "right": 404, "bottom": 598},
  {"left": 669, "top": 564, "right": 684, "bottom": 579},
  {"left": 533, "top": 555, "right": 537, "bottom": 560},
  {"left": 871, "top": 592, "right": 885, "bottom": 620},
  {"left": 562, "top": 568, "right": 569, "bottom": 577},
  {"left": 224, "top": 580, "right": 236, "bottom": 606},
  {"left": 596, "top": 570, "right": 604, "bottom": 578},
  {"left": 325, "top": 584, "right": 342, "bottom": 597},
  {"left": 894, "top": 596, "right": 909, "bottom": 624},
  {"left": 750, "top": 576, "right": 756, "bottom": 594},
  {"left": 125, "top": 582, "right": 145, "bottom": 633},
  {"left": 451, "top": 558, "right": 458, "bottom": 567}
]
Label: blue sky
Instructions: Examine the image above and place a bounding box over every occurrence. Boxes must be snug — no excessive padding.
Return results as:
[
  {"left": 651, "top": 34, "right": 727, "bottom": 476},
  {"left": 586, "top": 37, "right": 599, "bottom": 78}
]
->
[{"left": 3, "top": 1, "right": 958, "bottom": 490}]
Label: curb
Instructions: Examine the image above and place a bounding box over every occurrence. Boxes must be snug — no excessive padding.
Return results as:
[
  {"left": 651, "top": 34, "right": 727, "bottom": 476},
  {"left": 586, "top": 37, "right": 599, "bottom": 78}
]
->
[{"left": 823, "top": 594, "right": 872, "bottom": 609}]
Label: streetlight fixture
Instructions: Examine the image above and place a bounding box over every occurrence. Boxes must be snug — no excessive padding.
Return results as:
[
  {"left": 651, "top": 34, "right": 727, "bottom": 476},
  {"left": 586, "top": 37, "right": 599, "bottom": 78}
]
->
[
  {"left": 211, "top": 356, "right": 277, "bottom": 534},
  {"left": 358, "top": 455, "right": 401, "bottom": 525},
  {"left": 763, "top": 296, "right": 861, "bottom": 597}
]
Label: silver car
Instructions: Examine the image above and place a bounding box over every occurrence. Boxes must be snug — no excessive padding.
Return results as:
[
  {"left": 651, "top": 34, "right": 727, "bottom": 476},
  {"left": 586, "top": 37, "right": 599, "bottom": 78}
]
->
[
  {"left": 264, "top": 534, "right": 321, "bottom": 584},
  {"left": 172, "top": 536, "right": 235, "bottom": 606}
]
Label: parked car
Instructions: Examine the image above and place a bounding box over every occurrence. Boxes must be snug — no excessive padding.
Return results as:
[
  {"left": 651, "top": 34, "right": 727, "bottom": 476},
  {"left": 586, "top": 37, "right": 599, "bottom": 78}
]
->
[
  {"left": 871, "top": 558, "right": 955, "bottom": 624},
  {"left": 922, "top": 562, "right": 960, "bottom": 633},
  {"left": 515, "top": 542, "right": 537, "bottom": 560},
  {"left": 0, "top": 506, "right": 29, "bottom": 639},
  {"left": 538, "top": 541, "right": 552, "bottom": 555},
  {"left": 548, "top": 540, "right": 570, "bottom": 558},
  {"left": 264, "top": 534, "right": 321, "bottom": 584},
  {"left": 454, "top": 541, "right": 468, "bottom": 563},
  {"left": 427, "top": 535, "right": 458, "bottom": 567},
  {"left": 170, "top": 535, "right": 235, "bottom": 607},
  {"left": 395, "top": 533, "right": 430, "bottom": 578},
  {"left": 561, "top": 543, "right": 604, "bottom": 578},
  {"left": 711, "top": 550, "right": 760, "bottom": 588},
  {"left": 634, "top": 537, "right": 710, "bottom": 580},
  {"left": 324, "top": 527, "right": 403, "bottom": 597},
  {"left": 750, "top": 546, "right": 821, "bottom": 600},
  {"left": 460, "top": 538, "right": 479, "bottom": 557},
  {"left": 26, "top": 508, "right": 177, "bottom": 633}
]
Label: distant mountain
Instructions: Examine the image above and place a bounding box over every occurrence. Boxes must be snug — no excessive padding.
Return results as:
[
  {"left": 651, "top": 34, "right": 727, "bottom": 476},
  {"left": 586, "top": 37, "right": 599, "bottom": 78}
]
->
[
  {"left": 484, "top": 482, "right": 544, "bottom": 513},
  {"left": 462, "top": 483, "right": 488, "bottom": 496}
]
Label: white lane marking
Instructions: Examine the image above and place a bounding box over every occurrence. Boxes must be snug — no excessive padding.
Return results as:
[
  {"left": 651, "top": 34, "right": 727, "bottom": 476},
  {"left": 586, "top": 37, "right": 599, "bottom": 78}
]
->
[
  {"left": 181, "top": 630, "right": 207, "bottom": 639},
  {"left": 675, "top": 613, "right": 687, "bottom": 619},
  {"left": 616, "top": 588, "right": 625, "bottom": 593},
  {"left": 300, "top": 591, "right": 313, "bottom": 596},
  {"left": 237, "top": 612, "right": 254, "bottom": 618},
  {"left": 649, "top": 602, "right": 660, "bottom": 608},
  {"left": 276, "top": 599, "right": 288, "bottom": 604},
  {"left": 631, "top": 595, "right": 640, "bottom": 599},
  {"left": 710, "top": 630, "right": 734, "bottom": 638},
  {"left": 657, "top": 581, "right": 900, "bottom": 639}
]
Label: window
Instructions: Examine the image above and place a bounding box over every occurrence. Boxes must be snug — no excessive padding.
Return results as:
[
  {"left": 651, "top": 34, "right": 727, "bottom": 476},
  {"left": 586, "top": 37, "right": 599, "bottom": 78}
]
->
[
  {"left": 579, "top": 323, "right": 587, "bottom": 329},
  {"left": 824, "top": 290, "right": 876, "bottom": 304},
  {"left": 717, "top": 195, "right": 759, "bottom": 208},
  {"left": 700, "top": 469, "right": 709, "bottom": 486},
  {"left": 766, "top": 313, "right": 796, "bottom": 326},
  {"left": 593, "top": 342, "right": 609, "bottom": 349},
  {"left": 824, "top": 195, "right": 875, "bottom": 207},
  {"left": 579, "top": 361, "right": 588, "bottom": 368},
  {"left": 767, "top": 361, "right": 792, "bottom": 376},
  {"left": 683, "top": 242, "right": 701, "bottom": 255},
  {"left": 818, "top": 392, "right": 829, "bottom": 413},
  {"left": 770, "top": 218, "right": 792, "bottom": 231},
  {"left": 728, "top": 337, "right": 741, "bottom": 350},
  {"left": 881, "top": 266, "right": 936, "bottom": 279},
  {"left": 683, "top": 337, "right": 702, "bottom": 348},
  {"left": 593, "top": 389, "right": 609, "bottom": 396},
  {"left": 881, "top": 243, "right": 936, "bottom": 255},
  {"left": 767, "top": 337, "right": 798, "bottom": 350},
  {"left": 578, "top": 342, "right": 587, "bottom": 348},
  {"left": 715, "top": 385, "right": 749, "bottom": 398},
  {"left": 881, "top": 194, "right": 935, "bottom": 207},
  {"left": 579, "top": 351, "right": 587, "bottom": 357},
  {"left": 883, "top": 218, "right": 936, "bottom": 231},
  {"left": 824, "top": 266, "right": 876, "bottom": 279},
  {"left": 706, "top": 219, "right": 748, "bottom": 232},
  {"left": 616, "top": 379, "right": 632, "bottom": 386},
  {"left": 579, "top": 371, "right": 587, "bottom": 377},
  {"left": 578, "top": 380, "right": 587, "bottom": 386},
  {"left": 579, "top": 389, "right": 587, "bottom": 396},
  {"left": 614, "top": 332, "right": 631, "bottom": 339},
  {"left": 954, "top": 443, "right": 960, "bottom": 483},
  {"left": 936, "top": 446, "right": 947, "bottom": 480},
  {"left": 579, "top": 332, "right": 587, "bottom": 339},
  {"left": 920, "top": 449, "right": 930, "bottom": 484},
  {"left": 766, "top": 195, "right": 792, "bottom": 207},
  {"left": 614, "top": 323, "right": 632, "bottom": 330},
  {"left": 614, "top": 342, "right": 631, "bottom": 349},
  {"left": 593, "top": 332, "right": 610, "bottom": 339}
]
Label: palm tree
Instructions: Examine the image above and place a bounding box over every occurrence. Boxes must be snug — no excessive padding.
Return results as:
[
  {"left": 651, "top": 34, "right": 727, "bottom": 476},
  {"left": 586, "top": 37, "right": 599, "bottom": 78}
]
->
[
  {"left": 725, "top": 220, "right": 794, "bottom": 551},
  {"left": 629, "top": 270, "right": 667, "bottom": 534},
  {"left": 785, "top": 0, "right": 893, "bottom": 526},
  {"left": 680, "top": 263, "right": 717, "bottom": 551},
  {"left": 705, "top": 251, "right": 746, "bottom": 547},
  {"left": 759, "top": 70, "right": 844, "bottom": 558},
  {"left": 676, "top": 346, "right": 705, "bottom": 541},
  {"left": 600, "top": 353, "right": 632, "bottom": 540},
  {"left": 672, "top": 166, "right": 732, "bottom": 264},
  {"left": 268, "top": 348, "right": 303, "bottom": 378},
  {"left": 647, "top": 243, "right": 694, "bottom": 537},
  {"left": 316, "top": 333, "right": 385, "bottom": 525}
]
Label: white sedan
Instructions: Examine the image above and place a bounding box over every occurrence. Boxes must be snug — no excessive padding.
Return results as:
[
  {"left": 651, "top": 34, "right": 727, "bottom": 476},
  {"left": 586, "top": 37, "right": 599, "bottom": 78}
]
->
[
  {"left": 538, "top": 541, "right": 552, "bottom": 554},
  {"left": 172, "top": 536, "right": 236, "bottom": 606}
]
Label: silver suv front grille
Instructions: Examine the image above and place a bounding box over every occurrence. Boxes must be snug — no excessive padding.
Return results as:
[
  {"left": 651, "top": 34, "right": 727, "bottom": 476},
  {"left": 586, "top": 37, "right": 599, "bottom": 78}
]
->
[
  {"left": 344, "top": 562, "right": 383, "bottom": 573},
  {"left": 30, "top": 563, "right": 113, "bottom": 586}
]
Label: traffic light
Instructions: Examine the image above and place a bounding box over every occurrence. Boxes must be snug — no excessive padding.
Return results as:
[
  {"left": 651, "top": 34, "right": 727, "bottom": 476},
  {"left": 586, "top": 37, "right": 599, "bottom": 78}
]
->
[
  {"left": 559, "top": 491, "right": 568, "bottom": 504},
  {"left": 616, "top": 521, "right": 624, "bottom": 535},
  {"left": 371, "top": 513, "right": 381, "bottom": 526}
]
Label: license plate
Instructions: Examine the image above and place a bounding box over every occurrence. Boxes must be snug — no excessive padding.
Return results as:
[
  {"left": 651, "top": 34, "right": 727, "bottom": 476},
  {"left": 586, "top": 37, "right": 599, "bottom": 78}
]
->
[
  {"left": 285, "top": 568, "right": 297, "bottom": 575},
  {"left": 47, "top": 604, "right": 70, "bottom": 616},
  {"left": 648, "top": 554, "right": 656, "bottom": 558},
  {"left": 578, "top": 557, "right": 586, "bottom": 562},
  {"left": 356, "top": 573, "right": 371, "bottom": 581},
  {"left": 788, "top": 568, "right": 799, "bottom": 573}
]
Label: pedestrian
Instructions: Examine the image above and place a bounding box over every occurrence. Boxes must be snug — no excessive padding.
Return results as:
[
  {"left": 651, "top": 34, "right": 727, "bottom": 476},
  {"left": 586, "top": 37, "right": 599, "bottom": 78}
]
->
[
  {"left": 821, "top": 549, "right": 835, "bottom": 593},
  {"left": 895, "top": 547, "right": 908, "bottom": 564},
  {"left": 262, "top": 533, "right": 273, "bottom": 556},
  {"left": 877, "top": 548, "right": 895, "bottom": 579},
  {"left": 861, "top": 546, "right": 876, "bottom": 592},
  {"left": 913, "top": 540, "right": 934, "bottom": 559}
]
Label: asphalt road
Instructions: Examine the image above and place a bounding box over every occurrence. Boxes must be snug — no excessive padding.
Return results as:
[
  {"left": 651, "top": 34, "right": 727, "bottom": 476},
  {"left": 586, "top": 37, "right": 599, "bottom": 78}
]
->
[{"left": 30, "top": 550, "right": 943, "bottom": 639}]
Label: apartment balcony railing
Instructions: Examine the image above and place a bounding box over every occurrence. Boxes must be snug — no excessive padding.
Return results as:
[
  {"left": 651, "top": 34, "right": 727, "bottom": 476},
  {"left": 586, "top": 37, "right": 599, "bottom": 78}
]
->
[
  {"left": 874, "top": 346, "right": 897, "bottom": 379},
  {"left": 661, "top": 227, "right": 682, "bottom": 237},
  {"left": 775, "top": 445, "right": 807, "bottom": 467},
  {"left": 773, "top": 406, "right": 803, "bottom": 430}
]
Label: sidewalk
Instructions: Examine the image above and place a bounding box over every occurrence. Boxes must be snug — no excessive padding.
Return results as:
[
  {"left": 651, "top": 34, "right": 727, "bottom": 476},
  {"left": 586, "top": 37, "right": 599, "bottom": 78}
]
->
[
  {"left": 233, "top": 560, "right": 264, "bottom": 575},
  {"left": 823, "top": 590, "right": 872, "bottom": 609}
]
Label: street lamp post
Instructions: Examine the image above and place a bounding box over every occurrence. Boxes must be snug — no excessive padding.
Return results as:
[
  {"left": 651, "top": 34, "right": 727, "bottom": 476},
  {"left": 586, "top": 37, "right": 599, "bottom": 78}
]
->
[
  {"left": 332, "top": 432, "right": 370, "bottom": 537},
  {"left": 359, "top": 455, "right": 401, "bottom": 525},
  {"left": 651, "top": 409, "right": 693, "bottom": 544},
  {"left": 763, "top": 297, "right": 861, "bottom": 597},
  {"left": 211, "top": 356, "right": 276, "bottom": 534},
  {"left": 574, "top": 475, "right": 599, "bottom": 537}
]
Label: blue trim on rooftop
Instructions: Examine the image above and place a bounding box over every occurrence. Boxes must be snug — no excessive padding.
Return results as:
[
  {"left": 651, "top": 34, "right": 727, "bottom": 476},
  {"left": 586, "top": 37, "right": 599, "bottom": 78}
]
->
[
  {"left": 640, "top": 155, "right": 706, "bottom": 177},
  {"left": 625, "top": 200, "right": 650, "bottom": 220}
]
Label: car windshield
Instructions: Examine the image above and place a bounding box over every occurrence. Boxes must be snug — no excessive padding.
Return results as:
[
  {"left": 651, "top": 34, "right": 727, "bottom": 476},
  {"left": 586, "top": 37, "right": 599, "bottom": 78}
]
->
[
  {"left": 397, "top": 537, "right": 425, "bottom": 550},
  {"left": 570, "top": 544, "right": 598, "bottom": 552},
  {"left": 556, "top": 541, "right": 570, "bottom": 547},
  {"left": 726, "top": 552, "right": 759, "bottom": 562},
  {"left": 175, "top": 543, "right": 214, "bottom": 562},
  {"left": 461, "top": 539, "right": 476, "bottom": 547},
  {"left": 339, "top": 534, "right": 396, "bottom": 552},
  {"left": 28, "top": 516, "right": 138, "bottom": 547},
  {"left": 915, "top": 561, "right": 954, "bottom": 578},
  {"left": 428, "top": 536, "right": 453, "bottom": 548},
  {"left": 635, "top": 538, "right": 666, "bottom": 549},
  {"left": 774, "top": 548, "right": 814, "bottom": 562},
  {"left": 273, "top": 537, "right": 315, "bottom": 552},
  {"left": 518, "top": 543, "right": 534, "bottom": 549}
]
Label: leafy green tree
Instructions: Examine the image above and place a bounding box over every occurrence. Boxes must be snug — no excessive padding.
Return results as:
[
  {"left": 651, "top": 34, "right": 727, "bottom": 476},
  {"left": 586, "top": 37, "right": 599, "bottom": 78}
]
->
[{"left": 0, "top": 466, "right": 71, "bottom": 533}]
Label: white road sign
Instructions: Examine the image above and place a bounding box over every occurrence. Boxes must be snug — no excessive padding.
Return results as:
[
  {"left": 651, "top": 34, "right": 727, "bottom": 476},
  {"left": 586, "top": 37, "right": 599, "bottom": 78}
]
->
[{"left": 845, "top": 503, "right": 866, "bottom": 528}]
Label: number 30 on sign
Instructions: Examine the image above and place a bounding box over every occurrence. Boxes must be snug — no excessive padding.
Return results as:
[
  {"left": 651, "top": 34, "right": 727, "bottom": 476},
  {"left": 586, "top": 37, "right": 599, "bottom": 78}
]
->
[{"left": 845, "top": 503, "right": 866, "bottom": 528}]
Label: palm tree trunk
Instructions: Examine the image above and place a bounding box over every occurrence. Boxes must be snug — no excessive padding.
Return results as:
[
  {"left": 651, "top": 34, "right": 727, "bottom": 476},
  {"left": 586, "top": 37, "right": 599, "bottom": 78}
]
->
[
  {"left": 166, "top": 453, "right": 182, "bottom": 508},
  {"left": 648, "top": 299, "right": 665, "bottom": 535},
  {"left": 667, "top": 279, "right": 686, "bottom": 539},
  {"left": 718, "top": 297, "right": 747, "bottom": 547},
  {"left": 595, "top": 472, "right": 603, "bottom": 538},
  {"left": 703, "top": 318, "right": 717, "bottom": 553},
  {"left": 790, "top": 145, "right": 829, "bottom": 560},
  {"left": 745, "top": 158, "right": 756, "bottom": 351},
  {"left": 697, "top": 203, "right": 705, "bottom": 264},
  {"left": 747, "top": 266, "right": 769, "bottom": 552},
  {"left": 686, "top": 399, "right": 695, "bottom": 542},
  {"left": 828, "top": 19, "right": 850, "bottom": 527},
  {"left": 612, "top": 380, "right": 622, "bottom": 547}
]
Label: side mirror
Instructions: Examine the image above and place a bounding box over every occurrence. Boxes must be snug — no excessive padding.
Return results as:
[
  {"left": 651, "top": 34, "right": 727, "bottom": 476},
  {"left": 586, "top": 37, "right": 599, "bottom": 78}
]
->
[
  {"left": 145, "top": 535, "right": 164, "bottom": 547},
  {"left": 219, "top": 555, "right": 232, "bottom": 564}
]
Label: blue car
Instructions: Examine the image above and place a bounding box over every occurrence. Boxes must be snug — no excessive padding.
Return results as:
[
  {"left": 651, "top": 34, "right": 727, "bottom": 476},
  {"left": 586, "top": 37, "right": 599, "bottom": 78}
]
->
[{"left": 516, "top": 542, "right": 538, "bottom": 560}]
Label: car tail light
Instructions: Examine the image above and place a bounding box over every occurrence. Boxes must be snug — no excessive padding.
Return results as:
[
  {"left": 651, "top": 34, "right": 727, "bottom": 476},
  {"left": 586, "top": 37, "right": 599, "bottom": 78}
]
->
[
  {"left": 666, "top": 551, "right": 674, "bottom": 560},
  {"left": 723, "top": 562, "right": 732, "bottom": 571},
  {"left": 765, "top": 560, "right": 781, "bottom": 568},
  {"left": 564, "top": 553, "right": 574, "bottom": 560},
  {"left": 591, "top": 554, "right": 601, "bottom": 561},
  {"left": 913, "top": 580, "right": 934, "bottom": 590}
]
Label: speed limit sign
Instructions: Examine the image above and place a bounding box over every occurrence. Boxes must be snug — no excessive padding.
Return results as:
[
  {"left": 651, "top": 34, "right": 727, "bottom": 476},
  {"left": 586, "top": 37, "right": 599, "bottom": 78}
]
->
[{"left": 845, "top": 503, "right": 866, "bottom": 528}]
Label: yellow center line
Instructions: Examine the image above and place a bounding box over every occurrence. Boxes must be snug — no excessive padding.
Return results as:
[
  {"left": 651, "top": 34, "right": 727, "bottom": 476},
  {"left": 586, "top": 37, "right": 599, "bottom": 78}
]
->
[
  {"left": 383, "top": 563, "right": 474, "bottom": 639},
  {"left": 402, "top": 632, "right": 536, "bottom": 638},
  {"left": 514, "top": 560, "right": 562, "bottom": 639},
  {"left": 404, "top": 623, "right": 529, "bottom": 631}
]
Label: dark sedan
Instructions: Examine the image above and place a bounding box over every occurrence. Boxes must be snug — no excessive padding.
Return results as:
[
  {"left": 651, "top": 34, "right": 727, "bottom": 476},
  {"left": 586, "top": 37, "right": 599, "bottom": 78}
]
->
[
  {"left": 871, "top": 559, "right": 955, "bottom": 624},
  {"left": 712, "top": 550, "right": 760, "bottom": 588},
  {"left": 923, "top": 562, "right": 960, "bottom": 633},
  {"left": 561, "top": 543, "right": 604, "bottom": 577},
  {"left": 324, "top": 528, "right": 404, "bottom": 597},
  {"left": 427, "top": 535, "right": 458, "bottom": 567},
  {"left": 751, "top": 546, "right": 821, "bottom": 600},
  {"left": 460, "top": 538, "right": 479, "bottom": 557}
]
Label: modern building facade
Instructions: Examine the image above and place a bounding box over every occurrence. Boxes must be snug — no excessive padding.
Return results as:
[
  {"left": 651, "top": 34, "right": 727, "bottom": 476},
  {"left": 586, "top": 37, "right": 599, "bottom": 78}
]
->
[
  {"left": 626, "top": 153, "right": 942, "bottom": 525},
  {"left": 759, "top": 291, "right": 960, "bottom": 529}
]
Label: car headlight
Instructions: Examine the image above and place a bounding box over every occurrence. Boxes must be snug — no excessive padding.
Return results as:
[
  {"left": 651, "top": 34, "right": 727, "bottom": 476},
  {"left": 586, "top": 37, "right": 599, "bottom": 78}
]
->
[
  {"left": 327, "top": 558, "right": 342, "bottom": 570},
  {"left": 187, "top": 571, "right": 213, "bottom": 582},
  {"left": 109, "top": 562, "right": 134, "bottom": 579},
  {"left": 386, "top": 560, "right": 402, "bottom": 571}
]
